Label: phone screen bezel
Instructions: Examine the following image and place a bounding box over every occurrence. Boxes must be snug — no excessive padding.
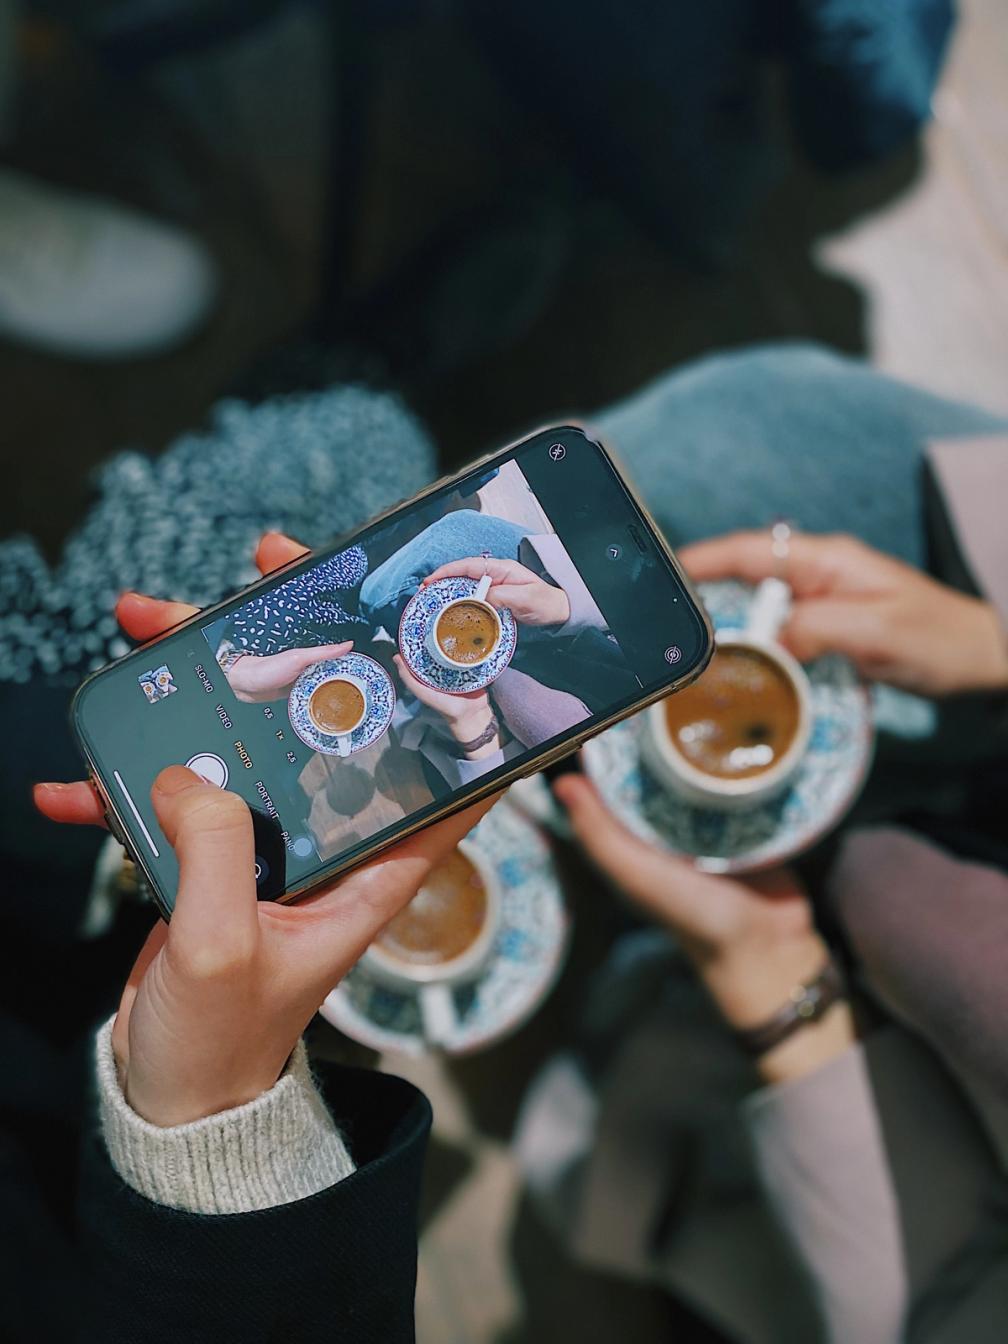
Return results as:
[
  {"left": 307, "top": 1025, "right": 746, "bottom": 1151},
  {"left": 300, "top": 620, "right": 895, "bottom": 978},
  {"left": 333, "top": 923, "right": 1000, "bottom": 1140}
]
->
[{"left": 72, "top": 423, "right": 713, "bottom": 917}]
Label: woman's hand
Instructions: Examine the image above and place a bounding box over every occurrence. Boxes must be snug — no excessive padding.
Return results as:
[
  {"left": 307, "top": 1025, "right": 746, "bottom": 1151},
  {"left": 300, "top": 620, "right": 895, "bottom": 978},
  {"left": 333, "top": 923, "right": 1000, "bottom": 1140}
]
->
[
  {"left": 553, "top": 774, "right": 855, "bottom": 1084},
  {"left": 57, "top": 764, "right": 492, "bottom": 1126},
  {"left": 392, "top": 654, "right": 500, "bottom": 760},
  {"left": 423, "top": 556, "right": 571, "bottom": 628},
  {"left": 34, "top": 532, "right": 497, "bottom": 1124},
  {"left": 681, "top": 530, "right": 1008, "bottom": 698},
  {"left": 223, "top": 642, "right": 354, "bottom": 703}
]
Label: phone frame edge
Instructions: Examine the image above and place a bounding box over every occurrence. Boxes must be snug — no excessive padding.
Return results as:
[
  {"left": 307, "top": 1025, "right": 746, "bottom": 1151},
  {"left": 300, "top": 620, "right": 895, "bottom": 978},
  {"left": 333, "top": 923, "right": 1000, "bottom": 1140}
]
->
[{"left": 71, "top": 421, "right": 714, "bottom": 919}]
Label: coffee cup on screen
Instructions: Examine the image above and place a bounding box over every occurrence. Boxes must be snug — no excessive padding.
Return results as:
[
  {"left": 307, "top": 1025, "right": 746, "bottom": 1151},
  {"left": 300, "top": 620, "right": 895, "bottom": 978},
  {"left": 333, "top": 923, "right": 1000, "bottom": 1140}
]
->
[
  {"left": 642, "top": 578, "right": 813, "bottom": 810},
  {"left": 426, "top": 575, "right": 503, "bottom": 671},
  {"left": 307, "top": 673, "right": 368, "bottom": 758},
  {"left": 362, "top": 840, "right": 501, "bottom": 1045}
]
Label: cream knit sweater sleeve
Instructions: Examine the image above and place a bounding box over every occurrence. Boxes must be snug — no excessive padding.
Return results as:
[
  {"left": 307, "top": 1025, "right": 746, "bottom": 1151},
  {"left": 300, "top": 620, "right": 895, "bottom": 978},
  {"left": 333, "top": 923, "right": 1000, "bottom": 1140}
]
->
[{"left": 95, "top": 1017, "right": 356, "bottom": 1215}]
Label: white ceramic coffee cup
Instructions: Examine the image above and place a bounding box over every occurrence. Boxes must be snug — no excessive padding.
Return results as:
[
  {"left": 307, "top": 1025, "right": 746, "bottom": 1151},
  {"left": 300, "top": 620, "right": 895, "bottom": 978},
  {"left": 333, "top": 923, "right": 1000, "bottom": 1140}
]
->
[
  {"left": 426, "top": 575, "right": 502, "bottom": 671},
  {"left": 308, "top": 672, "right": 368, "bottom": 758},
  {"left": 362, "top": 839, "right": 501, "bottom": 1046},
  {"left": 642, "top": 577, "right": 813, "bottom": 810}
]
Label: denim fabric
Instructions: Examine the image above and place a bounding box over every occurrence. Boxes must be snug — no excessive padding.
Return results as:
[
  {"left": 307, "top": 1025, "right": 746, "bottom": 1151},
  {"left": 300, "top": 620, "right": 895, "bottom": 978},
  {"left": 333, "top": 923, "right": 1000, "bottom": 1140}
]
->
[
  {"left": 359, "top": 510, "right": 529, "bottom": 635},
  {"left": 594, "top": 343, "right": 1006, "bottom": 566}
]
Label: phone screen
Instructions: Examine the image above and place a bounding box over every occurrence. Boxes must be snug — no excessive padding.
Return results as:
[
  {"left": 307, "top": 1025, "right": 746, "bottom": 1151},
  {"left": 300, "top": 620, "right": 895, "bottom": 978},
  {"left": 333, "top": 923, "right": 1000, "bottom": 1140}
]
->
[{"left": 73, "top": 427, "right": 709, "bottom": 911}]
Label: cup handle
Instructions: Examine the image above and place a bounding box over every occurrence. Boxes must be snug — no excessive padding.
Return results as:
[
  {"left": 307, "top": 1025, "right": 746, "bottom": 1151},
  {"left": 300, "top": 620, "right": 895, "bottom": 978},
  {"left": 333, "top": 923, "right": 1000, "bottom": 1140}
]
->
[
  {"left": 474, "top": 574, "right": 492, "bottom": 603},
  {"left": 745, "top": 577, "right": 792, "bottom": 643},
  {"left": 419, "top": 983, "right": 457, "bottom": 1047},
  {"left": 336, "top": 733, "right": 351, "bottom": 758}
]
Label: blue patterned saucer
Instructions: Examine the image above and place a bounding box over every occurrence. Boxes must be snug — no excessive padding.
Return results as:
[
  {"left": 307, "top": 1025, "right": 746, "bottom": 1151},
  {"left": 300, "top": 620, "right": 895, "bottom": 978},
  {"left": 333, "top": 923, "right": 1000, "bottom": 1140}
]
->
[
  {"left": 510, "top": 581, "right": 875, "bottom": 875},
  {"left": 287, "top": 652, "right": 395, "bottom": 757},
  {"left": 398, "top": 577, "right": 517, "bottom": 695},
  {"left": 320, "top": 797, "right": 569, "bottom": 1055}
]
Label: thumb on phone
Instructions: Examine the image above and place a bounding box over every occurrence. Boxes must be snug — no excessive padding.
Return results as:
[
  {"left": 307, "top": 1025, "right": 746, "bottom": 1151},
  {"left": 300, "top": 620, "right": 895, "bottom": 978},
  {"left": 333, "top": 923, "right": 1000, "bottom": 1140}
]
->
[{"left": 150, "top": 766, "right": 259, "bottom": 960}]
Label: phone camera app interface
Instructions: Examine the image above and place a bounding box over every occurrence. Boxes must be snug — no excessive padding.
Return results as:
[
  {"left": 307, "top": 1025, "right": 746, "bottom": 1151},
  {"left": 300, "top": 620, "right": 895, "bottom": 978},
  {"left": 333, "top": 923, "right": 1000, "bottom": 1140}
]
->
[{"left": 83, "top": 430, "right": 703, "bottom": 906}]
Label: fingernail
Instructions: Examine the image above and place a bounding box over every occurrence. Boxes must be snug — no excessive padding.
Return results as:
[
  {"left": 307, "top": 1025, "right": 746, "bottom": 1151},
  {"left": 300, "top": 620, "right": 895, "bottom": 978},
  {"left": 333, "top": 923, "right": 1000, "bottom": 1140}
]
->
[
  {"left": 152, "top": 764, "right": 203, "bottom": 796},
  {"left": 34, "top": 781, "right": 67, "bottom": 796}
]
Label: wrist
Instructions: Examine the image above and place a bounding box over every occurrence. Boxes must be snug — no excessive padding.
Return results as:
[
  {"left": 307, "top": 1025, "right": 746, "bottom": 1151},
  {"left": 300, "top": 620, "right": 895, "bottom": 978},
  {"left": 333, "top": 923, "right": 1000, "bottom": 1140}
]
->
[
  {"left": 699, "top": 929, "right": 830, "bottom": 1033},
  {"left": 542, "top": 585, "right": 572, "bottom": 626},
  {"left": 450, "top": 705, "right": 499, "bottom": 754},
  {"left": 962, "top": 599, "right": 1008, "bottom": 693},
  {"left": 115, "top": 1024, "right": 293, "bottom": 1127},
  {"left": 124, "top": 1070, "right": 287, "bottom": 1128},
  {"left": 96, "top": 1020, "right": 355, "bottom": 1214},
  {"left": 450, "top": 704, "right": 488, "bottom": 737},
  {"left": 699, "top": 934, "right": 856, "bottom": 1086},
  {"left": 755, "top": 998, "right": 857, "bottom": 1086}
]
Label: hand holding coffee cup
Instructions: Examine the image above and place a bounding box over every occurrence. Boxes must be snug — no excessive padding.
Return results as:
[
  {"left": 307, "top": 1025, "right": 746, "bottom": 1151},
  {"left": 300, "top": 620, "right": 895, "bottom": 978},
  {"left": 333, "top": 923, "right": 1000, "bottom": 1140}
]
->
[
  {"left": 222, "top": 641, "right": 354, "bottom": 704},
  {"left": 679, "top": 530, "right": 1008, "bottom": 698},
  {"left": 643, "top": 577, "right": 813, "bottom": 809},
  {"left": 423, "top": 556, "right": 571, "bottom": 628},
  {"left": 289, "top": 652, "right": 396, "bottom": 758},
  {"left": 362, "top": 841, "right": 501, "bottom": 1045}
]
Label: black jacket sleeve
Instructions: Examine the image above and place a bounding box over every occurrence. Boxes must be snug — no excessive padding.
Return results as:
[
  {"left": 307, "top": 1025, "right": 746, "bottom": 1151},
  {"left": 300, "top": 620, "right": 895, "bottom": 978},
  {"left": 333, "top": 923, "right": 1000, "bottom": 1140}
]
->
[{"left": 74, "top": 1063, "right": 431, "bottom": 1344}]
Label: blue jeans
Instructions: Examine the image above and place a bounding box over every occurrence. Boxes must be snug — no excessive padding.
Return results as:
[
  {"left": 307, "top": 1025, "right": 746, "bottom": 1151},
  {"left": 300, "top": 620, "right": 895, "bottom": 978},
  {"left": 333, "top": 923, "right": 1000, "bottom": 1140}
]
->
[
  {"left": 594, "top": 343, "right": 1005, "bottom": 566},
  {"left": 360, "top": 510, "right": 529, "bottom": 634}
]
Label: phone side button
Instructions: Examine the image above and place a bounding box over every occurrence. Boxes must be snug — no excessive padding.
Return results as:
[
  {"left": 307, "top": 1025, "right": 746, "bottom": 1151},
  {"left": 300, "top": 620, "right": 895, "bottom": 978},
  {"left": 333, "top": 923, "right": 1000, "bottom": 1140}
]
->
[{"left": 103, "top": 808, "right": 130, "bottom": 850}]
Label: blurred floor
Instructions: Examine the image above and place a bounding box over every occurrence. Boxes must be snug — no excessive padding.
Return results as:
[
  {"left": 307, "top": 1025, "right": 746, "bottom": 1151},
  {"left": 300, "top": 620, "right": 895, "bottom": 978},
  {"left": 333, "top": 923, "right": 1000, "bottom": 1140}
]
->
[
  {"left": 814, "top": 0, "right": 1008, "bottom": 417},
  {"left": 3, "top": 0, "right": 1006, "bottom": 556},
  {"left": 1, "top": 0, "right": 1005, "bottom": 1340}
]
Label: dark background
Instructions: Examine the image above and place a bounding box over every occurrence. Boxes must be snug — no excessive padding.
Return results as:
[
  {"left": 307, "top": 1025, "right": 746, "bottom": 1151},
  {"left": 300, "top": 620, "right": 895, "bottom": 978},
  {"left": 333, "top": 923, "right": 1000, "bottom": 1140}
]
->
[
  {"left": 2, "top": 2, "right": 1006, "bottom": 1341},
  {"left": 6, "top": 0, "right": 1005, "bottom": 562}
]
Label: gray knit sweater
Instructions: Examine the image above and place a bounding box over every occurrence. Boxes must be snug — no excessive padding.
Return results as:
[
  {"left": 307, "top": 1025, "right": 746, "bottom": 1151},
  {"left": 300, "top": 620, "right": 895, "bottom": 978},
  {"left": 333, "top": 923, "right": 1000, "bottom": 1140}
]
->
[{"left": 95, "top": 1019, "right": 355, "bottom": 1214}]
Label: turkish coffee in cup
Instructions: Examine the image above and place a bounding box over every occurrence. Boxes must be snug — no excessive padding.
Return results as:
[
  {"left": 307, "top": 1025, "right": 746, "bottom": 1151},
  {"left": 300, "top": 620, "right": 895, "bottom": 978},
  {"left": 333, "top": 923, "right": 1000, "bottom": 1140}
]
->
[
  {"left": 663, "top": 644, "right": 801, "bottom": 781},
  {"left": 364, "top": 841, "right": 500, "bottom": 988},
  {"left": 424, "top": 574, "right": 503, "bottom": 672},
  {"left": 435, "top": 600, "right": 500, "bottom": 666},
  {"left": 308, "top": 677, "right": 367, "bottom": 736},
  {"left": 643, "top": 630, "right": 813, "bottom": 809}
]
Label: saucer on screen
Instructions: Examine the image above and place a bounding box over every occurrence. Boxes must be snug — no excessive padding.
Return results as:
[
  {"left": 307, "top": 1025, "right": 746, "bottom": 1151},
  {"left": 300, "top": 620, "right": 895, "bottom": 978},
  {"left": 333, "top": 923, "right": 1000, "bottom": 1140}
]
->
[
  {"left": 287, "top": 652, "right": 395, "bottom": 757},
  {"left": 398, "top": 577, "right": 517, "bottom": 695},
  {"left": 509, "top": 581, "right": 874, "bottom": 875},
  {"left": 320, "top": 797, "right": 568, "bottom": 1055}
]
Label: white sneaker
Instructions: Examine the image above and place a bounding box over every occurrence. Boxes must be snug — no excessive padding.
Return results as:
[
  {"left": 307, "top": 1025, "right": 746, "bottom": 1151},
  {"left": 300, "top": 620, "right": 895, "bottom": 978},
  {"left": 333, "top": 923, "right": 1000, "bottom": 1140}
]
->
[{"left": 0, "top": 168, "right": 217, "bottom": 358}]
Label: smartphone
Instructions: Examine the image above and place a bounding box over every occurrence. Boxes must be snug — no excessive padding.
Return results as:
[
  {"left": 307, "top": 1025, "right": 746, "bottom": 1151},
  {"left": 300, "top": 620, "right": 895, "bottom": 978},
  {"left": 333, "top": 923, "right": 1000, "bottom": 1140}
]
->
[{"left": 72, "top": 425, "right": 712, "bottom": 918}]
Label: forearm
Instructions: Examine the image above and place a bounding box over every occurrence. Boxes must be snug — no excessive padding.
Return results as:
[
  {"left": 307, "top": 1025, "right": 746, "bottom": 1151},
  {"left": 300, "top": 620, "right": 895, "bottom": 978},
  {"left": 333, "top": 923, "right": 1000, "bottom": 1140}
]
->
[
  {"left": 95, "top": 1018, "right": 354, "bottom": 1214},
  {"left": 745, "top": 1033, "right": 908, "bottom": 1344},
  {"left": 829, "top": 828, "right": 1008, "bottom": 1098},
  {"left": 79, "top": 1048, "right": 431, "bottom": 1344},
  {"left": 746, "top": 1023, "right": 1008, "bottom": 1344}
]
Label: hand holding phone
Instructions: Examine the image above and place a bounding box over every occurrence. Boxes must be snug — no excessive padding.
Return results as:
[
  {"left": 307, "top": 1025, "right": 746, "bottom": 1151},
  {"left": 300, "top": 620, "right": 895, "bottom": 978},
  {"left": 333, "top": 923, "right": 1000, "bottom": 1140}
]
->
[
  {"left": 66, "top": 427, "right": 712, "bottom": 916},
  {"left": 108, "top": 765, "right": 493, "bottom": 1126},
  {"left": 37, "top": 535, "right": 496, "bottom": 1123}
]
